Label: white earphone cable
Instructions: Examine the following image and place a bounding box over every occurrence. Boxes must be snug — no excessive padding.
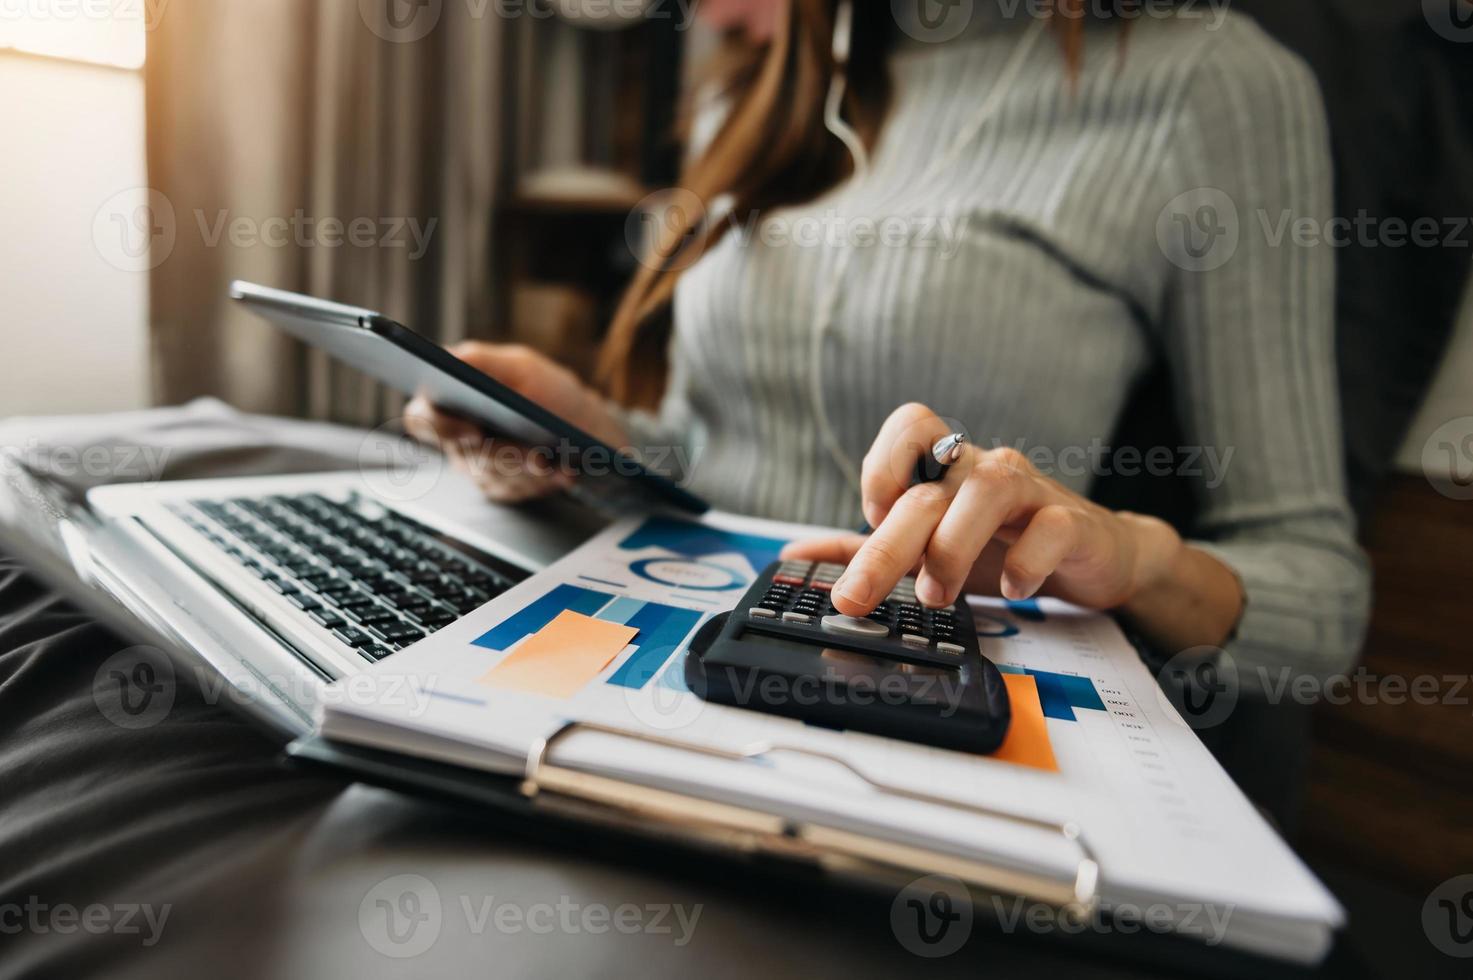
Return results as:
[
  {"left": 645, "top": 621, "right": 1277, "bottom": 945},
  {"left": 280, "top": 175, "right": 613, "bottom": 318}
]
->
[{"left": 810, "top": 14, "right": 1047, "bottom": 497}]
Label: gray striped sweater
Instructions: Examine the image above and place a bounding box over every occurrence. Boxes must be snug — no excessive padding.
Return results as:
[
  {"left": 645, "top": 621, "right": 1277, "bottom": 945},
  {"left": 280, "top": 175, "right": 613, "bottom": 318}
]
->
[{"left": 616, "top": 11, "right": 1370, "bottom": 681}]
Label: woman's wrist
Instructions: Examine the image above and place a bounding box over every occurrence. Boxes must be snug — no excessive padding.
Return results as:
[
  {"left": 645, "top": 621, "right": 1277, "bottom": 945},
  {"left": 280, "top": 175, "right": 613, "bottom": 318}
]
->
[
  {"left": 1117, "top": 520, "right": 1246, "bottom": 654},
  {"left": 1117, "top": 512, "right": 1185, "bottom": 608}
]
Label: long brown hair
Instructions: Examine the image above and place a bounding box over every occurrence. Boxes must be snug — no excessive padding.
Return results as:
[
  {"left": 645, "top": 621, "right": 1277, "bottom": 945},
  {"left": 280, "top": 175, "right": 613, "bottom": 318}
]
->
[{"left": 598, "top": 0, "right": 1122, "bottom": 408}]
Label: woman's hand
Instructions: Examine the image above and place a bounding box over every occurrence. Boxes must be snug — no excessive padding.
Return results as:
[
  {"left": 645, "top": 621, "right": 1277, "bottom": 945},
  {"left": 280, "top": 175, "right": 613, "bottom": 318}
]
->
[
  {"left": 783, "top": 404, "right": 1235, "bottom": 642},
  {"left": 785, "top": 404, "right": 1245, "bottom": 652},
  {"left": 404, "top": 342, "right": 626, "bottom": 504}
]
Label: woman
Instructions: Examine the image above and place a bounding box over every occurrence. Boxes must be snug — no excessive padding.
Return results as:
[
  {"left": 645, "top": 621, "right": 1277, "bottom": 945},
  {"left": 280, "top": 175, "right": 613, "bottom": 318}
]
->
[{"left": 410, "top": 0, "right": 1370, "bottom": 683}]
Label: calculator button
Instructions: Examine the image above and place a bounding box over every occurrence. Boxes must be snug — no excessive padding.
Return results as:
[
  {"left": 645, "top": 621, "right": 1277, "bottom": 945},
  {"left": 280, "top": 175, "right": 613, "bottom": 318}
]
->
[
  {"left": 808, "top": 580, "right": 833, "bottom": 591},
  {"left": 749, "top": 607, "right": 778, "bottom": 620},
  {"left": 820, "top": 615, "right": 890, "bottom": 638},
  {"left": 815, "top": 563, "right": 846, "bottom": 577},
  {"left": 901, "top": 633, "right": 929, "bottom": 649},
  {"left": 773, "top": 574, "right": 807, "bottom": 586},
  {"left": 935, "top": 642, "right": 965, "bottom": 656},
  {"left": 782, "top": 611, "right": 813, "bottom": 624}
]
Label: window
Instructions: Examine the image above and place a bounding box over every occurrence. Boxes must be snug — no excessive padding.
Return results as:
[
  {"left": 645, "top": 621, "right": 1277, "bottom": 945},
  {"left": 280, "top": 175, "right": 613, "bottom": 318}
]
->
[
  {"left": 0, "top": 0, "right": 147, "bottom": 70},
  {"left": 0, "top": 0, "right": 150, "bottom": 415}
]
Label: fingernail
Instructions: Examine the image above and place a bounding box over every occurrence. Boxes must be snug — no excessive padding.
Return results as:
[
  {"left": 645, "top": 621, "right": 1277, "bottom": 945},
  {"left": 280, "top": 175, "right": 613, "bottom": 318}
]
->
[
  {"left": 1000, "top": 572, "right": 1040, "bottom": 601},
  {"left": 916, "top": 577, "right": 945, "bottom": 607},
  {"left": 833, "top": 573, "right": 872, "bottom": 608}
]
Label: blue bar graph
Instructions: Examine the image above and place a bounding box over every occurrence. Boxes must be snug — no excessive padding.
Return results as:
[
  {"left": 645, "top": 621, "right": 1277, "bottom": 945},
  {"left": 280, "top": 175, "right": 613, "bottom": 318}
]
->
[
  {"left": 470, "top": 583, "right": 703, "bottom": 692},
  {"left": 998, "top": 665, "right": 1105, "bottom": 721},
  {"left": 606, "top": 604, "right": 703, "bottom": 689},
  {"left": 1005, "top": 598, "right": 1046, "bottom": 622},
  {"left": 471, "top": 584, "right": 613, "bottom": 651},
  {"left": 595, "top": 596, "right": 647, "bottom": 626}
]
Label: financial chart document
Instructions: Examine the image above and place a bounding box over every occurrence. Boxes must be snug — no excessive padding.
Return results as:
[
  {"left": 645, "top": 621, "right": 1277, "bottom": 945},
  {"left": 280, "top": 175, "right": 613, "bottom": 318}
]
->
[{"left": 322, "top": 510, "right": 1342, "bottom": 962}]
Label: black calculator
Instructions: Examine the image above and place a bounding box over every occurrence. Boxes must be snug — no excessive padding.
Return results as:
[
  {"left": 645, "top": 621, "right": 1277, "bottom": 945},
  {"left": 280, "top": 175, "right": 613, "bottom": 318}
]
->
[{"left": 685, "top": 559, "right": 1012, "bottom": 753}]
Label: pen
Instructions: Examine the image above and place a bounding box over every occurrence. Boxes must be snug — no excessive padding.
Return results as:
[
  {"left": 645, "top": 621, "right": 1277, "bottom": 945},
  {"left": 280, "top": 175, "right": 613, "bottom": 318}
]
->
[{"left": 913, "top": 431, "right": 967, "bottom": 484}]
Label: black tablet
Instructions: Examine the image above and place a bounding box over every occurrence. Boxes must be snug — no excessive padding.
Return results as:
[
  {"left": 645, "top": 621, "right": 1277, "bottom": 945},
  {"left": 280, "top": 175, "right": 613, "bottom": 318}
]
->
[{"left": 230, "top": 281, "right": 707, "bottom": 515}]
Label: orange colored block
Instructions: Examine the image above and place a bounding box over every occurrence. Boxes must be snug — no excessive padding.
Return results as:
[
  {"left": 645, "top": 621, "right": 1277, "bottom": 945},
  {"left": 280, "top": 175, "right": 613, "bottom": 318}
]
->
[
  {"left": 991, "top": 673, "right": 1060, "bottom": 772},
  {"left": 478, "top": 610, "right": 637, "bottom": 700}
]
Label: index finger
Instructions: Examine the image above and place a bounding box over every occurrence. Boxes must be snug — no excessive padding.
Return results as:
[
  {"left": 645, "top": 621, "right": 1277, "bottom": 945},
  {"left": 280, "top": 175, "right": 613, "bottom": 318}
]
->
[{"left": 831, "top": 481, "right": 953, "bottom": 616}]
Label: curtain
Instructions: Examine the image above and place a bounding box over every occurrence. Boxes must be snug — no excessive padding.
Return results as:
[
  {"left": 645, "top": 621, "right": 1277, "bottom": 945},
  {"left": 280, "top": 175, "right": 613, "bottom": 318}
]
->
[{"left": 145, "top": 0, "right": 520, "bottom": 427}]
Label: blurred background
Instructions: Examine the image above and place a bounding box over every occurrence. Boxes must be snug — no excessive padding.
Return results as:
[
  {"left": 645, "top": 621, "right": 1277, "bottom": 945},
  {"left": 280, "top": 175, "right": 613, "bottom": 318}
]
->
[{"left": 2, "top": 0, "right": 1471, "bottom": 930}]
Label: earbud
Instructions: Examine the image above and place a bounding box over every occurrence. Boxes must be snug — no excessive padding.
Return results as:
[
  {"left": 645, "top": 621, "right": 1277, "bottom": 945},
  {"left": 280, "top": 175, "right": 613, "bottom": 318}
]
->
[
  {"left": 823, "top": 0, "right": 869, "bottom": 178},
  {"left": 831, "top": 0, "right": 853, "bottom": 65}
]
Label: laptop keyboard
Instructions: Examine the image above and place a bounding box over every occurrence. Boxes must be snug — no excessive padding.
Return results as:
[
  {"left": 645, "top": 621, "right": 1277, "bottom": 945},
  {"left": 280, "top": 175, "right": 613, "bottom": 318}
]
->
[{"left": 169, "top": 492, "right": 524, "bottom": 663}]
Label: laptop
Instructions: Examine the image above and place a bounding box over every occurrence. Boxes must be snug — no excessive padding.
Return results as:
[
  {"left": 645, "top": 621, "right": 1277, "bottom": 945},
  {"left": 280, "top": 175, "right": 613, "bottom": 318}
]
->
[
  {"left": 79, "top": 467, "right": 610, "bottom": 738},
  {"left": 0, "top": 448, "right": 611, "bottom": 738},
  {"left": 0, "top": 284, "right": 697, "bottom": 739}
]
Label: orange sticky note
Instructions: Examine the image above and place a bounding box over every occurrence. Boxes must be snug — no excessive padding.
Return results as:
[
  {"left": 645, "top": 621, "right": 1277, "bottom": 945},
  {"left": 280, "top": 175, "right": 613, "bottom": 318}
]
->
[
  {"left": 478, "top": 610, "right": 638, "bottom": 699},
  {"left": 991, "top": 673, "right": 1059, "bottom": 772}
]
